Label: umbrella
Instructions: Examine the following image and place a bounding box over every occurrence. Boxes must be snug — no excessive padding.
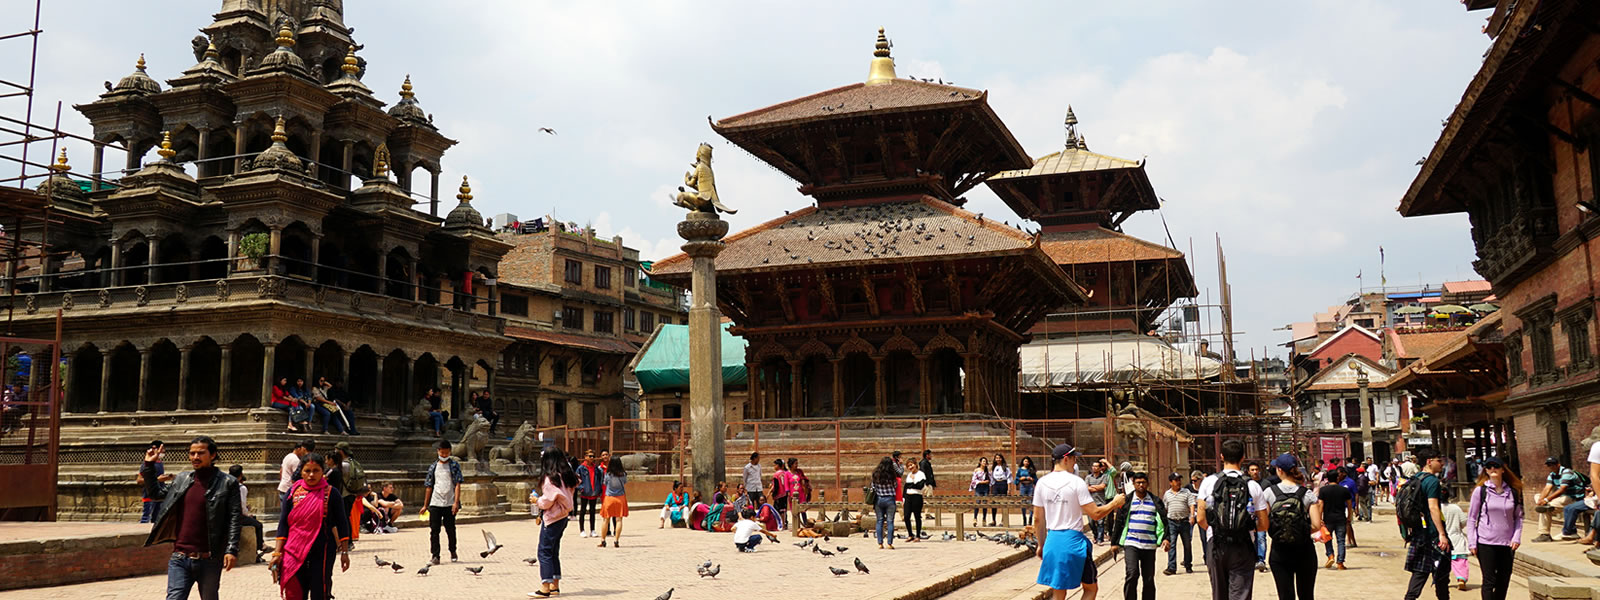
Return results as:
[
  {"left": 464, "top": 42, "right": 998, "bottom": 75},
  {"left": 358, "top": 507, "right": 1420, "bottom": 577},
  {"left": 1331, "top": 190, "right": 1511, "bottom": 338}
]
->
[
  {"left": 1469, "top": 302, "right": 1499, "bottom": 313},
  {"left": 1431, "top": 304, "right": 1473, "bottom": 315},
  {"left": 1394, "top": 305, "right": 1427, "bottom": 315}
]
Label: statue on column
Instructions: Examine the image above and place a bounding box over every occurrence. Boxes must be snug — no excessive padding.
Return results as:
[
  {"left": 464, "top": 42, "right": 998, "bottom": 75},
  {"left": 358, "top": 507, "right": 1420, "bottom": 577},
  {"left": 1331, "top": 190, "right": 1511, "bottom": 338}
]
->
[{"left": 672, "top": 143, "right": 737, "bottom": 214}]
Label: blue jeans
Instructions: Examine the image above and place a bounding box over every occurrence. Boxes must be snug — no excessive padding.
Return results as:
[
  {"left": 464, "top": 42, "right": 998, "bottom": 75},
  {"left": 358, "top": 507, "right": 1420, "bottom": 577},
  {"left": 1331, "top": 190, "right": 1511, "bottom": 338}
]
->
[
  {"left": 1254, "top": 530, "right": 1267, "bottom": 563},
  {"left": 874, "top": 498, "right": 896, "bottom": 545},
  {"left": 311, "top": 405, "right": 333, "bottom": 432},
  {"left": 538, "top": 517, "right": 567, "bottom": 584},
  {"left": 141, "top": 499, "right": 160, "bottom": 523},
  {"left": 1324, "top": 522, "right": 1348, "bottom": 564},
  {"left": 165, "top": 554, "right": 222, "bottom": 600},
  {"left": 1167, "top": 519, "right": 1193, "bottom": 571},
  {"left": 735, "top": 534, "right": 763, "bottom": 552},
  {"left": 329, "top": 407, "right": 357, "bottom": 434},
  {"left": 429, "top": 411, "right": 445, "bottom": 434},
  {"left": 1562, "top": 501, "right": 1592, "bottom": 536}
]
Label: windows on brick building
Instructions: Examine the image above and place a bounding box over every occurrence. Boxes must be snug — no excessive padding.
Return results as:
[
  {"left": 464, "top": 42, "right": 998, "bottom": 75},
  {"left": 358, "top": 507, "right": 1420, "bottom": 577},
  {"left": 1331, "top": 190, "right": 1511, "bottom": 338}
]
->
[
  {"left": 625, "top": 267, "right": 636, "bottom": 288},
  {"left": 624, "top": 307, "right": 635, "bottom": 331},
  {"left": 581, "top": 356, "right": 600, "bottom": 386},
  {"left": 501, "top": 294, "right": 529, "bottom": 317},
  {"left": 1505, "top": 331, "right": 1525, "bottom": 383},
  {"left": 595, "top": 265, "right": 612, "bottom": 289},
  {"left": 1516, "top": 295, "right": 1559, "bottom": 385},
  {"left": 562, "top": 306, "right": 583, "bottom": 330},
  {"left": 594, "top": 310, "right": 614, "bottom": 334},
  {"left": 552, "top": 357, "right": 569, "bottom": 385},
  {"left": 565, "top": 259, "right": 583, "bottom": 284},
  {"left": 641, "top": 311, "right": 655, "bottom": 332},
  {"left": 1561, "top": 302, "right": 1594, "bottom": 372}
]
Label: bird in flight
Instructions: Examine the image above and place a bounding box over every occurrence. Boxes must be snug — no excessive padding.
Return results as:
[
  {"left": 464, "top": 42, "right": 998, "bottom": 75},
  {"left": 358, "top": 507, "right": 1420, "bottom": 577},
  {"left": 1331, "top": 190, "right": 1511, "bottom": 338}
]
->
[
  {"left": 538, "top": 127, "right": 557, "bottom": 135},
  {"left": 481, "top": 530, "right": 504, "bottom": 558}
]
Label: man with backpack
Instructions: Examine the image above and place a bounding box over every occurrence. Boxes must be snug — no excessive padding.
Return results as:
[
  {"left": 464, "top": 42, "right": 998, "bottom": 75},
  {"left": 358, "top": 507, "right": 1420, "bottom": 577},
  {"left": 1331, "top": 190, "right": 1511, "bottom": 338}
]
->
[
  {"left": 334, "top": 442, "right": 368, "bottom": 543},
  {"left": 1317, "top": 468, "right": 1354, "bottom": 569},
  {"left": 1397, "top": 449, "right": 1451, "bottom": 600},
  {"left": 1197, "top": 439, "right": 1269, "bottom": 600},
  {"left": 1533, "top": 456, "right": 1586, "bottom": 542}
]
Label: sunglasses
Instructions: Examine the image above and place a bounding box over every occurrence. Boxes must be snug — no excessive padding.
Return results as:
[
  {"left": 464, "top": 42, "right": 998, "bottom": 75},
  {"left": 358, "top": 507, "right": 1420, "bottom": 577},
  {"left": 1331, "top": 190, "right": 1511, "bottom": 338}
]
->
[{"left": 1485, "top": 465, "right": 1503, "bottom": 470}]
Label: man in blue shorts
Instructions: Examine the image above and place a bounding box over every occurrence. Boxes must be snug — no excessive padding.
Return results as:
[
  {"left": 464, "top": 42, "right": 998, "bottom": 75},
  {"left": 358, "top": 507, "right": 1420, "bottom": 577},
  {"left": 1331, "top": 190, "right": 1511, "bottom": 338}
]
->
[{"left": 1034, "top": 443, "right": 1126, "bottom": 600}]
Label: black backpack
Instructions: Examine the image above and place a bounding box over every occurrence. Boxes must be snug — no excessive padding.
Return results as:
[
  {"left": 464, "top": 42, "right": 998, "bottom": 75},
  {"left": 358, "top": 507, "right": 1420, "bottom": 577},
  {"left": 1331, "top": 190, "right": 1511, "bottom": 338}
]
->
[
  {"left": 1395, "top": 473, "right": 1432, "bottom": 532},
  {"left": 1265, "top": 484, "right": 1311, "bottom": 544},
  {"left": 1208, "top": 472, "right": 1257, "bottom": 546}
]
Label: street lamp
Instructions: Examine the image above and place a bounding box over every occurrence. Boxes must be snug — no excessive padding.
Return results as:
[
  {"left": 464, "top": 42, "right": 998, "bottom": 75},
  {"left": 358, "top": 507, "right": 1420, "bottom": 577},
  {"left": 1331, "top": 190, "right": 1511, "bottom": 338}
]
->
[{"left": 1350, "top": 363, "right": 1374, "bottom": 463}]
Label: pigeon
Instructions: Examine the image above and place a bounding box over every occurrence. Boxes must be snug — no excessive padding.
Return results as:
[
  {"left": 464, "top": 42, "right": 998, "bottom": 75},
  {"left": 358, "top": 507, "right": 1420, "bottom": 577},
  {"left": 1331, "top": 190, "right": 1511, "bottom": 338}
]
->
[
  {"left": 794, "top": 541, "right": 813, "bottom": 548},
  {"left": 823, "top": 536, "right": 831, "bottom": 543},
  {"left": 480, "top": 530, "right": 504, "bottom": 558},
  {"left": 416, "top": 563, "right": 431, "bottom": 576},
  {"left": 812, "top": 544, "right": 821, "bottom": 554},
  {"left": 818, "top": 548, "right": 836, "bottom": 557},
  {"left": 537, "top": 127, "right": 557, "bottom": 135},
  {"left": 465, "top": 566, "right": 483, "bottom": 575},
  {"left": 863, "top": 531, "right": 870, "bottom": 538},
  {"left": 700, "top": 559, "right": 714, "bottom": 570},
  {"left": 854, "top": 557, "right": 870, "bottom": 574},
  {"left": 390, "top": 562, "right": 405, "bottom": 573},
  {"left": 699, "top": 564, "right": 720, "bottom": 578},
  {"left": 829, "top": 566, "right": 850, "bottom": 576},
  {"left": 374, "top": 555, "right": 390, "bottom": 567},
  {"left": 523, "top": 557, "right": 538, "bottom": 565},
  {"left": 836, "top": 546, "right": 848, "bottom": 553},
  {"left": 764, "top": 532, "right": 780, "bottom": 543},
  {"left": 653, "top": 588, "right": 674, "bottom": 600},
  {"left": 942, "top": 532, "right": 956, "bottom": 541}
]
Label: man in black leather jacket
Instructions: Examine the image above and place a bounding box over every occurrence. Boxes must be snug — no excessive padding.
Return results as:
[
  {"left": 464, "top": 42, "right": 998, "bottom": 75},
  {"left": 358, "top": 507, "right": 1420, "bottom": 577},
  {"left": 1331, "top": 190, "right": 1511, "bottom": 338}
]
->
[{"left": 144, "top": 435, "right": 242, "bottom": 600}]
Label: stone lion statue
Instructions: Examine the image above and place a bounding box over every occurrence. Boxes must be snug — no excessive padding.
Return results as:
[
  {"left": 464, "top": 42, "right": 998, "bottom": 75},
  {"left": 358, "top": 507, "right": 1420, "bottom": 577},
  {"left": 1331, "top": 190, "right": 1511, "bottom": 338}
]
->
[
  {"left": 453, "top": 417, "right": 491, "bottom": 468},
  {"left": 671, "top": 143, "right": 736, "bottom": 215},
  {"left": 490, "top": 421, "right": 538, "bottom": 470},
  {"left": 619, "top": 452, "right": 659, "bottom": 473},
  {"left": 410, "top": 399, "right": 433, "bottom": 431}
]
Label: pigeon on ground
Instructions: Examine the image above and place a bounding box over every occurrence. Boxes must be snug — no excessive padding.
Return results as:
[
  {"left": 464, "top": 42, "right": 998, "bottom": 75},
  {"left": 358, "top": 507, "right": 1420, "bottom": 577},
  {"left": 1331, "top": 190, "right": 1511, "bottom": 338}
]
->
[
  {"left": 823, "top": 536, "right": 831, "bottom": 542},
  {"left": 390, "top": 562, "right": 404, "bottom": 573},
  {"left": 764, "top": 533, "right": 779, "bottom": 543},
  {"left": 836, "top": 546, "right": 848, "bottom": 553},
  {"left": 374, "top": 555, "right": 390, "bottom": 567},
  {"left": 700, "top": 559, "right": 714, "bottom": 570},
  {"left": 854, "top": 557, "right": 870, "bottom": 574},
  {"left": 942, "top": 532, "right": 956, "bottom": 541},
  {"left": 699, "top": 564, "right": 720, "bottom": 578},
  {"left": 523, "top": 557, "right": 538, "bottom": 565},
  {"left": 863, "top": 531, "right": 870, "bottom": 538},
  {"left": 794, "top": 541, "right": 813, "bottom": 549},
  {"left": 818, "top": 549, "right": 835, "bottom": 557},
  {"left": 480, "top": 530, "right": 504, "bottom": 558},
  {"left": 417, "top": 563, "right": 431, "bottom": 576},
  {"left": 653, "top": 588, "right": 674, "bottom": 600},
  {"left": 465, "top": 566, "right": 483, "bottom": 575},
  {"left": 829, "top": 566, "right": 850, "bottom": 576}
]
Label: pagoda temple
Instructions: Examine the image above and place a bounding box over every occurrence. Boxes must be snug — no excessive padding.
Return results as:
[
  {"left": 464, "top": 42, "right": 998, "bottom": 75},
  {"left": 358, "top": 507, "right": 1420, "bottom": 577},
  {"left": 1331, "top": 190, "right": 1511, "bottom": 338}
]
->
[{"left": 650, "top": 29, "right": 1088, "bottom": 419}]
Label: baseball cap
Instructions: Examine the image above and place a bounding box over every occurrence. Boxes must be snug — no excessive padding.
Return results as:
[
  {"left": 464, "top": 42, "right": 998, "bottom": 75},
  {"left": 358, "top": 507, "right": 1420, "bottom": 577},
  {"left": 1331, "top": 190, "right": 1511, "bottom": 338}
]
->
[
  {"left": 1051, "top": 443, "right": 1081, "bottom": 461},
  {"left": 1270, "top": 453, "right": 1299, "bottom": 472},
  {"left": 1168, "top": 473, "right": 1182, "bottom": 481},
  {"left": 1483, "top": 457, "right": 1505, "bottom": 469},
  {"left": 1546, "top": 456, "right": 1560, "bottom": 466},
  {"left": 335, "top": 441, "right": 351, "bottom": 453}
]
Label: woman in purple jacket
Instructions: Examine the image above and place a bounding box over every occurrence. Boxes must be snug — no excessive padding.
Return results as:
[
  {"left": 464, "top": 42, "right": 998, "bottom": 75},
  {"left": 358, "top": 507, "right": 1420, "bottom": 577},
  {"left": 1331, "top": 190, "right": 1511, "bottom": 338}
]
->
[{"left": 1466, "top": 457, "right": 1523, "bottom": 600}]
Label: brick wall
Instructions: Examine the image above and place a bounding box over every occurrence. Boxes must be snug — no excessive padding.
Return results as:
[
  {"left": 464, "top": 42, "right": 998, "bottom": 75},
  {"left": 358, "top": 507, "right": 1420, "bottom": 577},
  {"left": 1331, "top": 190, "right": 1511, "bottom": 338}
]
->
[{"left": 0, "top": 537, "right": 169, "bottom": 591}]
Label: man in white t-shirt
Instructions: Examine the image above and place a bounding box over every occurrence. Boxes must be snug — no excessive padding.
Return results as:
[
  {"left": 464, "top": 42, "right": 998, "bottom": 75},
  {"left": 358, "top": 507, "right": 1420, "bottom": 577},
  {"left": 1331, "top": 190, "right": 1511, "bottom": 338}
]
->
[
  {"left": 1195, "top": 439, "right": 1270, "bottom": 600},
  {"left": 732, "top": 508, "right": 772, "bottom": 552},
  {"left": 276, "top": 439, "right": 314, "bottom": 506},
  {"left": 1034, "top": 443, "right": 1125, "bottom": 600}
]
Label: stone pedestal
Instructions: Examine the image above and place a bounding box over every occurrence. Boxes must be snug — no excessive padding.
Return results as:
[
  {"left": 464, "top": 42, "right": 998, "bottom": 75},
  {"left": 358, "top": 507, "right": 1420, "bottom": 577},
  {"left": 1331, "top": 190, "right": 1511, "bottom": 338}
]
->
[
  {"left": 678, "top": 211, "right": 728, "bottom": 502},
  {"left": 455, "top": 481, "right": 508, "bottom": 517}
]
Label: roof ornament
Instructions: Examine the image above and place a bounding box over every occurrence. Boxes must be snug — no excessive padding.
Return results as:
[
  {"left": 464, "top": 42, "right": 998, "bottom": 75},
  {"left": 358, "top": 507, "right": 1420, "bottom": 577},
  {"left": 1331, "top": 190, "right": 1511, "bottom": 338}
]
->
[
  {"left": 400, "top": 74, "right": 415, "bottom": 100},
  {"left": 672, "top": 143, "right": 736, "bottom": 215},
  {"left": 866, "top": 27, "right": 897, "bottom": 86},
  {"left": 340, "top": 45, "right": 359, "bottom": 77},
  {"left": 373, "top": 143, "right": 390, "bottom": 178},
  {"left": 136, "top": 53, "right": 148, "bottom": 72},
  {"left": 245, "top": 115, "right": 304, "bottom": 172},
  {"left": 274, "top": 24, "right": 296, "bottom": 50},
  {"left": 457, "top": 175, "right": 472, "bottom": 203},
  {"left": 156, "top": 131, "right": 176, "bottom": 161},
  {"left": 51, "top": 148, "right": 69, "bottom": 172},
  {"left": 1064, "top": 105, "right": 1080, "bottom": 149}
]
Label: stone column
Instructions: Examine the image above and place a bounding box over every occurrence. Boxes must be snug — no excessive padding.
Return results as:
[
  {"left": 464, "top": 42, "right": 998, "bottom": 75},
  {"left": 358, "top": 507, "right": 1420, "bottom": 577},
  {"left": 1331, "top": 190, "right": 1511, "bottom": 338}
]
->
[
  {"left": 830, "top": 358, "right": 845, "bottom": 417},
  {"left": 339, "top": 351, "right": 351, "bottom": 388},
  {"left": 744, "top": 362, "right": 760, "bottom": 419},
  {"left": 259, "top": 342, "right": 277, "bottom": 408},
  {"left": 401, "top": 357, "right": 415, "bottom": 412},
  {"left": 108, "top": 239, "right": 123, "bottom": 286},
  {"left": 340, "top": 140, "right": 354, "bottom": 189},
  {"left": 233, "top": 122, "right": 247, "bottom": 173},
  {"left": 373, "top": 359, "right": 385, "bottom": 412},
  {"left": 308, "top": 131, "right": 321, "bottom": 179},
  {"left": 678, "top": 208, "right": 728, "bottom": 502},
  {"left": 872, "top": 355, "right": 887, "bottom": 416},
  {"left": 91, "top": 144, "right": 105, "bottom": 191},
  {"left": 176, "top": 344, "right": 192, "bottom": 410},
  {"left": 916, "top": 354, "right": 932, "bottom": 414},
  {"left": 962, "top": 354, "right": 980, "bottom": 414},
  {"left": 196, "top": 128, "right": 210, "bottom": 177},
  {"left": 27, "top": 352, "right": 43, "bottom": 397},
  {"left": 218, "top": 343, "right": 232, "bottom": 408},
  {"left": 303, "top": 348, "right": 315, "bottom": 384},
  {"left": 136, "top": 348, "right": 151, "bottom": 411},
  {"left": 99, "top": 351, "right": 112, "bottom": 413},
  {"left": 226, "top": 229, "right": 239, "bottom": 276},
  {"left": 146, "top": 235, "right": 162, "bottom": 284},
  {"left": 787, "top": 359, "right": 804, "bottom": 418},
  {"left": 430, "top": 169, "right": 441, "bottom": 217},
  {"left": 374, "top": 251, "right": 387, "bottom": 296},
  {"left": 310, "top": 234, "right": 323, "bottom": 281}
]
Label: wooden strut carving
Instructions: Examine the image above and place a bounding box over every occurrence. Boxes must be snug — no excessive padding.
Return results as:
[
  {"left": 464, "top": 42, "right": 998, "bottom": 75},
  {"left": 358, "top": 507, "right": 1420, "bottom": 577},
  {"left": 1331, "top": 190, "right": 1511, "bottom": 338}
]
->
[
  {"left": 859, "top": 271, "right": 879, "bottom": 318},
  {"left": 815, "top": 270, "right": 837, "bottom": 317},
  {"left": 777, "top": 279, "right": 797, "bottom": 323},
  {"left": 944, "top": 268, "right": 963, "bottom": 313},
  {"left": 903, "top": 267, "right": 925, "bottom": 315}
]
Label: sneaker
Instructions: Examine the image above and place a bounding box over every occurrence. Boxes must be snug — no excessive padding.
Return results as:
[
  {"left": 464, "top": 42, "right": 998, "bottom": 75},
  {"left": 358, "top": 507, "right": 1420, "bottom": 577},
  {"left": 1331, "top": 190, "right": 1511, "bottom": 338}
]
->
[
  {"left": 1562, "top": 534, "right": 1580, "bottom": 540},
  {"left": 1163, "top": 569, "right": 1176, "bottom": 576},
  {"left": 1534, "top": 534, "right": 1555, "bottom": 542},
  {"left": 1256, "top": 561, "right": 1268, "bottom": 573},
  {"left": 1184, "top": 567, "right": 1193, "bottom": 574},
  {"left": 1325, "top": 556, "right": 1335, "bottom": 568},
  {"left": 450, "top": 553, "right": 459, "bottom": 562}
]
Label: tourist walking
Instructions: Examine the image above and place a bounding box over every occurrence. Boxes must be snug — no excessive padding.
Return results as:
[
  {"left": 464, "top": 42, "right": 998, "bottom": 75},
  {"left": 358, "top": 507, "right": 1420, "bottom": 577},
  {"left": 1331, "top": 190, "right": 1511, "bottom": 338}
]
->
[
  {"left": 531, "top": 450, "right": 577, "bottom": 597},
  {"left": 145, "top": 436, "right": 242, "bottom": 600},
  {"left": 1465, "top": 457, "right": 1522, "bottom": 600},
  {"left": 1085, "top": 460, "right": 1111, "bottom": 544},
  {"left": 1358, "top": 459, "right": 1376, "bottom": 521},
  {"left": 660, "top": 480, "right": 689, "bottom": 528},
  {"left": 1441, "top": 488, "right": 1469, "bottom": 591},
  {"left": 1196, "top": 439, "right": 1269, "bottom": 600},
  {"left": 138, "top": 440, "right": 173, "bottom": 523},
  {"left": 278, "top": 439, "right": 315, "bottom": 507},
  {"left": 1162, "top": 472, "right": 1195, "bottom": 575},
  {"left": 903, "top": 458, "right": 928, "bottom": 540},
  {"left": 1264, "top": 453, "right": 1321, "bottom": 600},
  {"left": 1318, "top": 467, "right": 1354, "bottom": 569},
  {"left": 991, "top": 454, "right": 1012, "bottom": 526},
  {"left": 1399, "top": 449, "right": 1451, "bottom": 600},
  {"left": 332, "top": 442, "right": 367, "bottom": 543},
  {"left": 1035, "top": 443, "right": 1125, "bottom": 600},
  {"left": 575, "top": 450, "right": 603, "bottom": 538},
  {"left": 1112, "top": 471, "right": 1168, "bottom": 600},
  {"left": 228, "top": 464, "right": 267, "bottom": 558},
  {"left": 1018, "top": 457, "right": 1038, "bottom": 527},
  {"left": 271, "top": 452, "right": 351, "bottom": 600},
  {"left": 423, "top": 439, "right": 461, "bottom": 564},
  {"left": 743, "top": 452, "right": 763, "bottom": 506},
  {"left": 598, "top": 456, "right": 627, "bottom": 547},
  {"left": 971, "top": 457, "right": 992, "bottom": 524},
  {"left": 872, "top": 457, "right": 900, "bottom": 549},
  {"left": 1247, "top": 462, "right": 1269, "bottom": 572}
]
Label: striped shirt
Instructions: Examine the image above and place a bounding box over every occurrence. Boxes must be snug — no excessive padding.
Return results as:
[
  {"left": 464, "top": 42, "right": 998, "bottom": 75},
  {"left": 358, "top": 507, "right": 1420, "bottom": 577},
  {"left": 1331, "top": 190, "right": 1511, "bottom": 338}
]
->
[
  {"left": 1162, "top": 488, "right": 1195, "bottom": 520},
  {"left": 1124, "top": 493, "right": 1161, "bottom": 550}
]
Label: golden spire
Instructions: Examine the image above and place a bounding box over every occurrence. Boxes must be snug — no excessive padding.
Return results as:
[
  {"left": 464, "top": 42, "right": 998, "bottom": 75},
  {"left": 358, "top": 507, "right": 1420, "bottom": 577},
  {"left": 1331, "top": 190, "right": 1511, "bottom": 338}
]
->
[
  {"left": 399, "top": 75, "right": 415, "bottom": 99},
  {"left": 341, "top": 45, "right": 359, "bottom": 76},
  {"left": 157, "top": 131, "right": 176, "bottom": 160},
  {"left": 204, "top": 42, "right": 219, "bottom": 62},
  {"left": 373, "top": 143, "right": 390, "bottom": 178},
  {"left": 865, "top": 27, "right": 896, "bottom": 86},
  {"left": 457, "top": 175, "right": 473, "bottom": 202},
  {"left": 51, "top": 148, "right": 70, "bottom": 172},
  {"left": 136, "top": 53, "right": 147, "bottom": 72},
  {"left": 271, "top": 116, "right": 288, "bottom": 144},
  {"left": 275, "top": 25, "right": 295, "bottom": 48}
]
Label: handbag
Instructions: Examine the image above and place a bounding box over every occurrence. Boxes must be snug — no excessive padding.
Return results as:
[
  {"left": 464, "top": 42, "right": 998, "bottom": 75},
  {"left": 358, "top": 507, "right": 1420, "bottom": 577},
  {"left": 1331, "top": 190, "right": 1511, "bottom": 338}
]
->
[
  {"left": 289, "top": 405, "right": 310, "bottom": 422},
  {"left": 864, "top": 485, "right": 878, "bottom": 505}
]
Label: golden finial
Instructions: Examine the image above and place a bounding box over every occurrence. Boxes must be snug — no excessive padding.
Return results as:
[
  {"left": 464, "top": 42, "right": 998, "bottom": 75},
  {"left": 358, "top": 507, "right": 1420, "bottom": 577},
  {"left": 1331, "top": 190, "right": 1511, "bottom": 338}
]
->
[
  {"left": 157, "top": 131, "right": 176, "bottom": 160},
  {"left": 275, "top": 25, "right": 295, "bottom": 48},
  {"left": 136, "top": 53, "right": 147, "bottom": 72},
  {"left": 271, "top": 116, "right": 288, "bottom": 144},
  {"left": 51, "top": 148, "right": 70, "bottom": 172},
  {"left": 457, "top": 175, "right": 472, "bottom": 203},
  {"left": 204, "top": 43, "right": 219, "bottom": 61},
  {"left": 866, "top": 27, "right": 897, "bottom": 85},
  {"left": 373, "top": 143, "right": 390, "bottom": 178},
  {"left": 399, "top": 75, "right": 415, "bottom": 99},
  {"left": 341, "top": 45, "right": 359, "bottom": 76}
]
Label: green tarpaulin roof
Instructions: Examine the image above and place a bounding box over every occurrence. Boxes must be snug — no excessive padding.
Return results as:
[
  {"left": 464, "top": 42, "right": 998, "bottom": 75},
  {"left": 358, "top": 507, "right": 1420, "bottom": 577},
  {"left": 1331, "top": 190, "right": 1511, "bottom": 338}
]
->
[{"left": 631, "top": 323, "right": 748, "bottom": 392}]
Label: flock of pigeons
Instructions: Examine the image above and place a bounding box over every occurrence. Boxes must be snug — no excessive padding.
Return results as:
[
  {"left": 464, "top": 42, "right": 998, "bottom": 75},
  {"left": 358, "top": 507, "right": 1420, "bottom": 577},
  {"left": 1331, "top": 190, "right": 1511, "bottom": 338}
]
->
[{"left": 371, "top": 529, "right": 511, "bottom": 577}]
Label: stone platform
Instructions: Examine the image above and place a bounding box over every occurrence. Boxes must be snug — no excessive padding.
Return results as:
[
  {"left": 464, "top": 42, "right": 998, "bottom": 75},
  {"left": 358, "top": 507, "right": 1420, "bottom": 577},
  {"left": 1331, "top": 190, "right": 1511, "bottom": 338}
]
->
[{"left": 0, "top": 522, "right": 165, "bottom": 591}]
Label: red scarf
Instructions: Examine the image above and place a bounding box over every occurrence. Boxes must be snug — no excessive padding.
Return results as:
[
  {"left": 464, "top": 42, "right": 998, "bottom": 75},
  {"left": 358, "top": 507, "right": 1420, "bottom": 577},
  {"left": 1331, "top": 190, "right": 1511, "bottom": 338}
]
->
[{"left": 280, "top": 478, "right": 330, "bottom": 600}]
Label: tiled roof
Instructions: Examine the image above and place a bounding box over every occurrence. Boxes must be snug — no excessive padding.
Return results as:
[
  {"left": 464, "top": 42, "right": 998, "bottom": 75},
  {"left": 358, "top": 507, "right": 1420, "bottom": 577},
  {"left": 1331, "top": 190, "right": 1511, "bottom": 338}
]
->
[
  {"left": 650, "top": 196, "right": 1038, "bottom": 276},
  {"left": 1038, "top": 227, "right": 1184, "bottom": 265},
  {"left": 1443, "top": 280, "right": 1491, "bottom": 294},
  {"left": 714, "top": 78, "right": 986, "bottom": 131},
  {"left": 1388, "top": 327, "right": 1466, "bottom": 359},
  {"left": 505, "top": 325, "right": 638, "bottom": 355},
  {"left": 990, "top": 147, "right": 1142, "bottom": 180}
]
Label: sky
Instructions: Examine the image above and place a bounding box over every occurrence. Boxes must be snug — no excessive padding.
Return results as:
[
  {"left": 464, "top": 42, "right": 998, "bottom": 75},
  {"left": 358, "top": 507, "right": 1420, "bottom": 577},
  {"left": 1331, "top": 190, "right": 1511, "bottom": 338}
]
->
[{"left": 9, "top": 1, "right": 1494, "bottom": 358}]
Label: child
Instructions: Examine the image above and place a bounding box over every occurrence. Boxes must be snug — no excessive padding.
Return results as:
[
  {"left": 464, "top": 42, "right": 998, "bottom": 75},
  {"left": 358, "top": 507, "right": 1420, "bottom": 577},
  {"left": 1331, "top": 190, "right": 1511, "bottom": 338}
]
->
[
  {"left": 733, "top": 508, "right": 773, "bottom": 552},
  {"left": 1442, "top": 487, "right": 1469, "bottom": 590}
]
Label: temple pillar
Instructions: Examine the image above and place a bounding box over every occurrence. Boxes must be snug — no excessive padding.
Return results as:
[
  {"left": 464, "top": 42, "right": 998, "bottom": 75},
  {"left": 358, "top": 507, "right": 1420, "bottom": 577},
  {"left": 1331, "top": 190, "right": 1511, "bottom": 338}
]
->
[
  {"left": 91, "top": 143, "right": 104, "bottom": 191},
  {"left": 267, "top": 226, "right": 283, "bottom": 275},
  {"left": 310, "top": 234, "right": 323, "bottom": 281},
  {"left": 108, "top": 239, "right": 123, "bottom": 286},
  {"left": 125, "top": 141, "right": 140, "bottom": 172},
  {"left": 27, "top": 352, "right": 43, "bottom": 397},
  {"left": 195, "top": 128, "right": 210, "bottom": 177},
  {"left": 787, "top": 359, "right": 803, "bottom": 419},
  {"left": 232, "top": 122, "right": 246, "bottom": 173},
  {"left": 831, "top": 358, "right": 844, "bottom": 417},
  {"left": 962, "top": 354, "right": 980, "bottom": 414},
  {"left": 303, "top": 346, "right": 315, "bottom": 384},
  {"left": 340, "top": 351, "right": 351, "bottom": 387},
  {"left": 375, "top": 251, "right": 386, "bottom": 296},
  {"left": 136, "top": 348, "right": 150, "bottom": 411},
  {"left": 98, "top": 351, "right": 112, "bottom": 413},
  {"left": 745, "top": 362, "right": 759, "bottom": 419},
  {"left": 430, "top": 168, "right": 440, "bottom": 217},
  {"left": 373, "top": 358, "right": 385, "bottom": 412},
  {"left": 402, "top": 357, "right": 415, "bottom": 413},
  {"left": 218, "top": 343, "right": 232, "bottom": 408},
  {"left": 308, "top": 130, "right": 321, "bottom": 179},
  {"left": 146, "top": 235, "right": 161, "bottom": 284},
  {"left": 226, "top": 229, "right": 239, "bottom": 276},
  {"left": 341, "top": 140, "right": 354, "bottom": 189},
  {"left": 259, "top": 342, "right": 277, "bottom": 408},
  {"left": 872, "top": 355, "right": 887, "bottom": 416},
  {"left": 176, "top": 344, "right": 191, "bottom": 411},
  {"left": 916, "top": 354, "right": 931, "bottom": 414}
]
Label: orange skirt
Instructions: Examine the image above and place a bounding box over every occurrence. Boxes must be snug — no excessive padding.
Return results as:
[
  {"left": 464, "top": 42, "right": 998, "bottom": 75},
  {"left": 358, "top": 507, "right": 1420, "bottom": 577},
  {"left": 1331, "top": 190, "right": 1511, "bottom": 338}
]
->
[{"left": 601, "top": 495, "right": 629, "bottom": 518}]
